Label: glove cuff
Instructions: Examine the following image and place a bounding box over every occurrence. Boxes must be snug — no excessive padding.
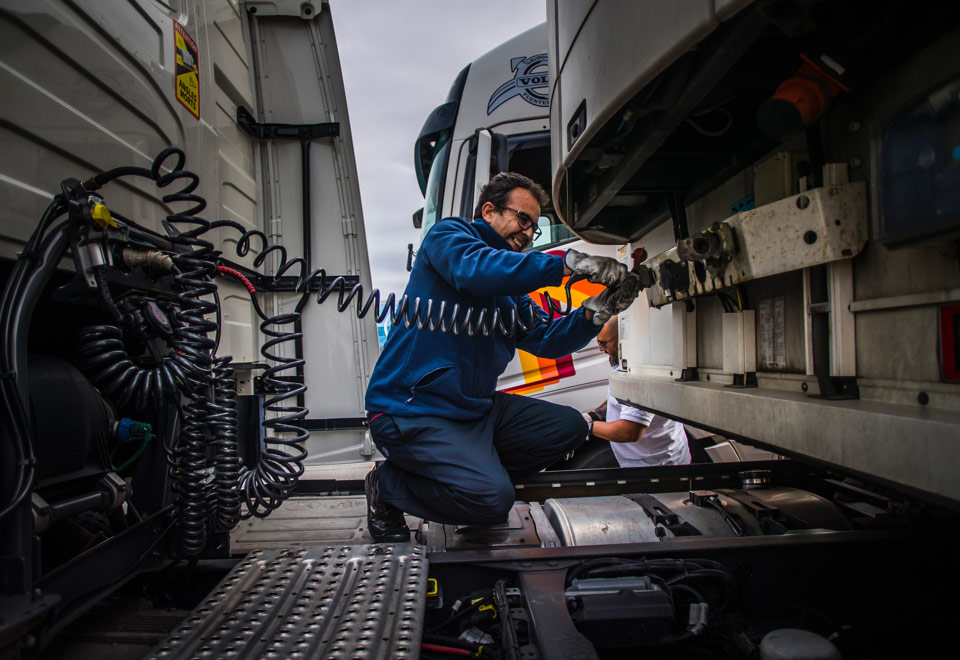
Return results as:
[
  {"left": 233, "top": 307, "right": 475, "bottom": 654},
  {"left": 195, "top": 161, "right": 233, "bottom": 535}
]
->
[{"left": 581, "top": 412, "right": 595, "bottom": 435}]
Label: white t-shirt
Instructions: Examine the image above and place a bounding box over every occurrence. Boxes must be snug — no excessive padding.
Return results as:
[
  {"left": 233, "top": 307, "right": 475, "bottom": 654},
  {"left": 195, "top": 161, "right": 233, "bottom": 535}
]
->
[{"left": 606, "top": 386, "right": 690, "bottom": 467}]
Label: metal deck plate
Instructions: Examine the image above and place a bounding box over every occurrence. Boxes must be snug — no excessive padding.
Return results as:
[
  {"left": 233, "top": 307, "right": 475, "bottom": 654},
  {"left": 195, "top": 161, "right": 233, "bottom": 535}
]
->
[
  {"left": 146, "top": 544, "right": 427, "bottom": 659},
  {"left": 230, "top": 496, "right": 421, "bottom": 553}
]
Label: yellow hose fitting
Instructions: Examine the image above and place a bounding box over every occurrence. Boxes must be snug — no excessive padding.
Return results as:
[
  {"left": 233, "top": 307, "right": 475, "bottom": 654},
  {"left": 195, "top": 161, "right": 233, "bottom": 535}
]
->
[{"left": 91, "top": 202, "right": 116, "bottom": 228}]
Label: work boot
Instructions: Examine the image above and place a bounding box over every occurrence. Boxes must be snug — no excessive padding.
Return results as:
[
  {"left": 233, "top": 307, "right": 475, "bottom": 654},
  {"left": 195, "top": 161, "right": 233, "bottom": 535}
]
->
[{"left": 365, "top": 464, "right": 410, "bottom": 542}]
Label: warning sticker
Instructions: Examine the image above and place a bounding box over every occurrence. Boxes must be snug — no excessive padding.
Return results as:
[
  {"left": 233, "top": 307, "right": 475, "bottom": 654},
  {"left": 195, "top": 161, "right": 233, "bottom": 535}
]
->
[{"left": 174, "top": 21, "right": 199, "bottom": 119}]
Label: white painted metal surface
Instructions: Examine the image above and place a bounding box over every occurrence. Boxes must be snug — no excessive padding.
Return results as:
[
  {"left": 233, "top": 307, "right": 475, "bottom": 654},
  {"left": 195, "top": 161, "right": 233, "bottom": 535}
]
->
[
  {"left": 642, "top": 182, "right": 869, "bottom": 307},
  {"left": 549, "top": 0, "right": 755, "bottom": 227},
  {"left": 828, "top": 260, "right": 856, "bottom": 377},
  {"left": 610, "top": 371, "right": 960, "bottom": 505},
  {"left": 671, "top": 303, "right": 697, "bottom": 372},
  {"left": 848, "top": 289, "right": 960, "bottom": 313},
  {"left": 547, "top": 0, "right": 960, "bottom": 507},
  {"left": 0, "top": 0, "right": 378, "bottom": 465},
  {"left": 246, "top": 4, "right": 378, "bottom": 463},
  {"left": 722, "top": 311, "right": 757, "bottom": 375}
]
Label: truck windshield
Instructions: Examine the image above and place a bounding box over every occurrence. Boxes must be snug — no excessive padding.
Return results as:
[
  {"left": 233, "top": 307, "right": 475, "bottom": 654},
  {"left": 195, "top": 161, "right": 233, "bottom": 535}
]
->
[{"left": 422, "top": 131, "right": 452, "bottom": 235}]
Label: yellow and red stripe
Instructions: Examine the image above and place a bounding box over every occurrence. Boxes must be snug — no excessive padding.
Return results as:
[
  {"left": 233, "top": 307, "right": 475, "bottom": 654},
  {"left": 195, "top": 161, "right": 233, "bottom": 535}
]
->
[{"left": 502, "top": 251, "right": 605, "bottom": 394}]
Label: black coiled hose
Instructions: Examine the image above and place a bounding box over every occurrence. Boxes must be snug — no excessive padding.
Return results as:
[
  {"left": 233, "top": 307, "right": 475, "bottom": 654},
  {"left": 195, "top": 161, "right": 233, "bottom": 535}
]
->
[
  {"left": 147, "top": 149, "right": 221, "bottom": 555},
  {"left": 209, "top": 356, "right": 242, "bottom": 530},
  {"left": 86, "top": 149, "right": 311, "bottom": 543},
  {"left": 75, "top": 325, "right": 186, "bottom": 411},
  {"left": 168, "top": 378, "right": 212, "bottom": 555},
  {"left": 212, "top": 222, "right": 579, "bottom": 337},
  {"left": 238, "top": 305, "right": 309, "bottom": 518}
]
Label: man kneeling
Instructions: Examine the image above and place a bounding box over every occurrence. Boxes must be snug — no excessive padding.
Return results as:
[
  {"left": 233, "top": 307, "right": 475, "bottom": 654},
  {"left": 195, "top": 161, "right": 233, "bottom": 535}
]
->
[{"left": 363, "top": 173, "right": 628, "bottom": 541}]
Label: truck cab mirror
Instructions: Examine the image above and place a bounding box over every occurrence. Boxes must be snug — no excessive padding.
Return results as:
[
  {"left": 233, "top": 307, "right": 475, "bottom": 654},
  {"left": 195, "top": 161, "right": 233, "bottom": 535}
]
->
[
  {"left": 412, "top": 207, "right": 423, "bottom": 229},
  {"left": 415, "top": 102, "right": 458, "bottom": 195}
]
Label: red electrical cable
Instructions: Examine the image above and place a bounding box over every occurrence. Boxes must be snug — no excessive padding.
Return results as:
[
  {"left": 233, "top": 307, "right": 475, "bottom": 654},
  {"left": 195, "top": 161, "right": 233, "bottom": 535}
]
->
[
  {"left": 421, "top": 642, "right": 471, "bottom": 656},
  {"left": 217, "top": 264, "right": 256, "bottom": 294}
]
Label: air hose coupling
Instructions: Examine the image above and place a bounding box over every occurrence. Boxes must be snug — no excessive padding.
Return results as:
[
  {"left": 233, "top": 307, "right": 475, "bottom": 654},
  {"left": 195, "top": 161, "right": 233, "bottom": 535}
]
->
[
  {"left": 120, "top": 247, "right": 174, "bottom": 272},
  {"left": 114, "top": 418, "right": 153, "bottom": 444}
]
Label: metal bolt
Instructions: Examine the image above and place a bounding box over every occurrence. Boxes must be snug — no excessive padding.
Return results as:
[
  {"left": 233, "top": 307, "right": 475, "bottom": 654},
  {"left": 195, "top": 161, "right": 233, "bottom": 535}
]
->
[
  {"left": 918, "top": 392, "right": 930, "bottom": 406},
  {"left": 804, "top": 231, "right": 818, "bottom": 245},
  {"left": 801, "top": 382, "right": 808, "bottom": 392}
]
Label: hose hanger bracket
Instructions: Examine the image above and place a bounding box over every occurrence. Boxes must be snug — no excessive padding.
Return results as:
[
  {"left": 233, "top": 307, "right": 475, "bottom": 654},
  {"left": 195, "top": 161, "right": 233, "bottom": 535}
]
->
[
  {"left": 236, "top": 105, "right": 339, "bottom": 142},
  {"left": 236, "top": 105, "right": 339, "bottom": 273}
]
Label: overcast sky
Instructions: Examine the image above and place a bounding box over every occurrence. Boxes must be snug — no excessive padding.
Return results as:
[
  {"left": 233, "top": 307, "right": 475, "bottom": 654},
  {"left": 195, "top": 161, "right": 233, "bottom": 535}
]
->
[{"left": 330, "top": 1, "right": 546, "bottom": 297}]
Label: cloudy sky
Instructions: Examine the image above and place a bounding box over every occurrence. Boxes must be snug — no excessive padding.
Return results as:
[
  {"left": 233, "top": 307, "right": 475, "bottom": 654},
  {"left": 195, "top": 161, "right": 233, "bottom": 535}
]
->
[{"left": 330, "top": 1, "right": 546, "bottom": 297}]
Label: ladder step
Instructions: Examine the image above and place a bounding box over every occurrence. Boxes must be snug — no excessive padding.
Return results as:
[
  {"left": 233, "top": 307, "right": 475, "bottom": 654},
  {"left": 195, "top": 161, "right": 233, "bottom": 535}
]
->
[{"left": 147, "top": 543, "right": 427, "bottom": 659}]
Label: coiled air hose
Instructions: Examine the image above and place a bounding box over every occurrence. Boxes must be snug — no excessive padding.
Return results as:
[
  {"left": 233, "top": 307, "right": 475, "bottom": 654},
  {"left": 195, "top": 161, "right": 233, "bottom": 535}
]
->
[{"left": 75, "top": 325, "right": 187, "bottom": 411}]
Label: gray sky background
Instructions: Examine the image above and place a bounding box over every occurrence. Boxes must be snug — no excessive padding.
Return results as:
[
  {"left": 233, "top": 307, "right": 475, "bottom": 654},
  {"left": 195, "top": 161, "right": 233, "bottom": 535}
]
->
[{"left": 330, "top": 1, "right": 546, "bottom": 297}]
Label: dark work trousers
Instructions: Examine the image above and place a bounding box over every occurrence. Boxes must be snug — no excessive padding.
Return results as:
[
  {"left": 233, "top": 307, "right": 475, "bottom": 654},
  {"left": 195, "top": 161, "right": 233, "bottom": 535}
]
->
[{"left": 368, "top": 392, "right": 588, "bottom": 525}]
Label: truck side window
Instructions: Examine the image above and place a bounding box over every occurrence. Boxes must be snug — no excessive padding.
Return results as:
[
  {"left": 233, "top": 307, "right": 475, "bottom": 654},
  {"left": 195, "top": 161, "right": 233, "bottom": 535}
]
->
[
  {"left": 505, "top": 132, "right": 578, "bottom": 251},
  {"left": 422, "top": 132, "right": 452, "bottom": 235},
  {"left": 528, "top": 216, "right": 577, "bottom": 251}
]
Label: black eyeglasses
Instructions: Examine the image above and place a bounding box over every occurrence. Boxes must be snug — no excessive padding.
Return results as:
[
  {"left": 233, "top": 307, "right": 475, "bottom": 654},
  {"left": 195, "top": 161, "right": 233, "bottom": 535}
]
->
[
  {"left": 597, "top": 337, "right": 613, "bottom": 349},
  {"left": 497, "top": 205, "right": 542, "bottom": 240}
]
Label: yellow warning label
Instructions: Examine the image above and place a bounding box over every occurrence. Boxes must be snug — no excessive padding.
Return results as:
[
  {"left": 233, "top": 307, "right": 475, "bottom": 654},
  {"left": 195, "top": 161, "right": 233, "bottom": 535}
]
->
[{"left": 174, "top": 21, "right": 199, "bottom": 120}]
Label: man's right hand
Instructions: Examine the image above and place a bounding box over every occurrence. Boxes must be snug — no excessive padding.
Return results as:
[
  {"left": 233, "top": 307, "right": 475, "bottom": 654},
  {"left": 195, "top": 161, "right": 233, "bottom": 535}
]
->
[
  {"left": 564, "top": 250, "right": 627, "bottom": 287},
  {"left": 582, "top": 272, "right": 642, "bottom": 325}
]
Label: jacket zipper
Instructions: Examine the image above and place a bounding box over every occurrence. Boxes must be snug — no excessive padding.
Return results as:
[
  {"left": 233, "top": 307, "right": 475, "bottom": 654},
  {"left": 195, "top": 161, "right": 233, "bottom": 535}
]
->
[{"left": 406, "top": 365, "right": 452, "bottom": 404}]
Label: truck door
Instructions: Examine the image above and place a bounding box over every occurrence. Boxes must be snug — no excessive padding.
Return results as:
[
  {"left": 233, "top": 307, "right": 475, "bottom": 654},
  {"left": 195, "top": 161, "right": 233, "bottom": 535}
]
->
[{"left": 456, "top": 128, "right": 509, "bottom": 220}]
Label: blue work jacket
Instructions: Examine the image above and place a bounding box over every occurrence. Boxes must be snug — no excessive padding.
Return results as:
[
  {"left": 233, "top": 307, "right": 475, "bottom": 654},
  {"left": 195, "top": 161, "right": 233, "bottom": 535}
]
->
[{"left": 364, "top": 217, "right": 599, "bottom": 420}]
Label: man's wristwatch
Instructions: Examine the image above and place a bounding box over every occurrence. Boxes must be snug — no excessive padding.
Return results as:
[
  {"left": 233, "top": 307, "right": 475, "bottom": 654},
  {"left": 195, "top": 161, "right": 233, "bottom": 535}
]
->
[{"left": 582, "top": 412, "right": 594, "bottom": 434}]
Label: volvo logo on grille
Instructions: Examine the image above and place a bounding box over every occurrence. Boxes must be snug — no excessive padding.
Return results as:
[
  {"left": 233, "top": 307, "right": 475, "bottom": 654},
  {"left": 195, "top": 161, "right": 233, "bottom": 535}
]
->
[{"left": 487, "top": 53, "right": 549, "bottom": 115}]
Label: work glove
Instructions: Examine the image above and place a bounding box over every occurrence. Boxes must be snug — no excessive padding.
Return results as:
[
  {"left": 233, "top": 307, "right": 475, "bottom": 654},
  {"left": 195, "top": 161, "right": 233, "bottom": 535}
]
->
[
  {"left": 582, "top": 272, "right": 643, "bottom": 325},
  {"left": 564, "top": 250, "right": 628, "bottom": 287}
]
